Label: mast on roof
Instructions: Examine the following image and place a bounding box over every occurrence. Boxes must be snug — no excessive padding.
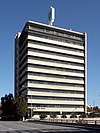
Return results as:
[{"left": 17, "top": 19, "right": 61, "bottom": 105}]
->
[{"left": 48, "top": 6, "right": 55, "bottom": 26}]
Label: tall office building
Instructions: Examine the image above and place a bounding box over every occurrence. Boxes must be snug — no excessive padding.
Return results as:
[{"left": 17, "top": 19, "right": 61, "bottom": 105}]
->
[{"left": 15, "top": 21, "right": 87, "bottom": 115}]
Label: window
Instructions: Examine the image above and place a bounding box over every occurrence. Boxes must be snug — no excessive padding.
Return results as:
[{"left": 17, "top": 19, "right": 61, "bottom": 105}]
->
[
  {"left": 27, "top": 87, "right": 84, "bottom": 94},
  {"left": 27, "top": 95, "right": 84, "bottom": 101},
  {"left": 28, "top": 56, "right": 84, "bottom": 67},
  {"left": 28, "top": 80, "right": 84, "bottom": 87},
  {"left": 28, "top": 48, "right": 84, "bottom": 60},
  {"left": 28, "top": 40, "right": 84, "bottom": 53},
  {"left": 28, "top": 32, "right": 84, "bottom": 46},
  {"left": 28, "top": 103, "right": 84, "bottom": 108},
  {"left": 28, "top": 72, "right": 84, "bottom": 81},
  {"left": 29, "top": 26, "right": 84, "bottom": 41},
  {"left": 28, "top": 64, "right": 84, "bottom": 73}
]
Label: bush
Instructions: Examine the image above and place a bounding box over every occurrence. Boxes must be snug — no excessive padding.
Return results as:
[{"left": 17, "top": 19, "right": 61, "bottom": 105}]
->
[
  {"left": 70, "top": 114, "right": 77, "bottom": 118},
  {"left": 96, "top": 113, "right": 100, "bottom": 117},
  {"left": 50, "top": 113, "right": 57, "bottom": 118},
  {"left": 88, "top": 112, "right": 97, "bottom": 118},
  {"left": 61, "top": 115, "right": 67, "bottom": 118},
  {"left": 79, "top": 114, "right": 86, "bottom": 118},
  {"left": 40, "top": 114, "right": 47, "bottom": 120}
]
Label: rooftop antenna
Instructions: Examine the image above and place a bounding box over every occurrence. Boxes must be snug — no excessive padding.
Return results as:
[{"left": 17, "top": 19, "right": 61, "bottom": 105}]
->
[{"left": 48, "top": 6, "right": 55, "bottom": 26}]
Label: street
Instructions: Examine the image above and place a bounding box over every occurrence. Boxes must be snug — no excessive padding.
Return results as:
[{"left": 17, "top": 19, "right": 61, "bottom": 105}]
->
[{"left": 0, "top": 121, "right": 100, "bottom": 133}]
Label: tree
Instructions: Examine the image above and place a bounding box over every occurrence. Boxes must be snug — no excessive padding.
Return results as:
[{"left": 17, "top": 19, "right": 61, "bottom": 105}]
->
[
  {"left": 15, "top": 96, "right": 28, "bottom": 120},
  {"left": 87, "top": 106, "right": 93, "bottom": 112},
  {"left": 0, "top": 106, "right": 3, "bottom": 116},
  {"left": 93, "top": 106, "right": 100, "bottom": 113},
  {"left": 1, "top": 93, "right": 15, "bottom": 116},
  {"left": 1, "top": 94, "right": 28, "bottom": 120},
  {"left": 87, "top": 106, "right": 100, "bottom": 114}
]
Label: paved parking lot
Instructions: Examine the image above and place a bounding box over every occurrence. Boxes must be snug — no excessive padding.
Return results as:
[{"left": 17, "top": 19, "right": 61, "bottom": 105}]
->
[{"left": 0, "top": 121, "right": 100, "bottom": 133}]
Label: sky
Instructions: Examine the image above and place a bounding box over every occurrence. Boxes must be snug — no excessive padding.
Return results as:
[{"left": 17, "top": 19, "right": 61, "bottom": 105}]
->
[{"left": 0, "top": 0, "right": 100, "bottom": 107}]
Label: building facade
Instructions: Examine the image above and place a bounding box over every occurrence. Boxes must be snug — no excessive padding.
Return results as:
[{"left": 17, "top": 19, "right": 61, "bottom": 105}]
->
[{"left": 15, "top": 21, "right": 87, "bottom": 115}]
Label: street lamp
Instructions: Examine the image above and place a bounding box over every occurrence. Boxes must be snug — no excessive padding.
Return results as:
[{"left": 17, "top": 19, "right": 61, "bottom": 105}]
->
[
  {"left": 71, "top": 107, "right": 77, "bottom": 116},
  {"left": 30, "top": 89, "right": 32, "bottom": 119},
  {"left": 22, "top": 86, "right": 32, "bottom": 118}
]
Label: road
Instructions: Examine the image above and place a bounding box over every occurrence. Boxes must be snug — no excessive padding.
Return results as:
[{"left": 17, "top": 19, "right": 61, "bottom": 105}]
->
[{"left": 0, "top": 121, "right": 100, "bottom": 133}]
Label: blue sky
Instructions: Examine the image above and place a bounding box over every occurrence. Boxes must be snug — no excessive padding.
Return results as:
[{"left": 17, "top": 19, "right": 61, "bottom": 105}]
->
[{"left": 0, "top": 0, "right": 100, "bottom": 107}]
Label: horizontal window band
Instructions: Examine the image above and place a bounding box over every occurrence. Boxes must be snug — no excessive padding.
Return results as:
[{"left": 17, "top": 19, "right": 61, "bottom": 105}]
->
[
  {"left": 28, "top": 48, "right": 84, "bottom": 60},
  {"left": 28, "top": 64, "right": 84, "bottom": 73},
  {"left": 28, "top": 56, "right": 85, "bottom": 67},
  {"left": 27, "top": 95, "right": 84, "bottom": 101},
  {"left": 27, "top": 80, "right": 84, "bottom": 87},
  {"left": 28, "top": 40, "right": 84, "bottom": 52},
  {"left": 27, "top": 72, "right": 84, "bottom": 80},
  {"left": 29, "top": 25, "right": 84, "bottom": 41},
  {"left": 28, "top": 103, "right": 84, "bottom": 108},
  {"left": 28, "top": 32, "right": 84, "bottom": 46},
  {"left": 21, "top": 87, "right": 84, "bottom": 94}
]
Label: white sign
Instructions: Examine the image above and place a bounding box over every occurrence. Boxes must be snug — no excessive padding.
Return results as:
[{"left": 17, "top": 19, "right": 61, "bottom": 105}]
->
[{"left": 33, "top": 107, "right": 45, "bottom": 110}]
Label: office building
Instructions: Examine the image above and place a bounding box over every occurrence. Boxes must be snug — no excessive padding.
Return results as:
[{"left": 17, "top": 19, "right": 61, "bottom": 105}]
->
[{"left": 15, "top": 21, "right": 87, "bottom": 115}]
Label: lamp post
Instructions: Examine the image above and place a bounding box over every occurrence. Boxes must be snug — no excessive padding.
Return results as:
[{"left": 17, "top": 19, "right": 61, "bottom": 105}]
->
[
  {"left": 22, "top": 86, "right": 32, "bottom": 118},
  {"left": 71, "top": 107, "right": 77, "bottom": 116},
  {"left": 30, "top": 89, "right": 32, "bottom": 119}
]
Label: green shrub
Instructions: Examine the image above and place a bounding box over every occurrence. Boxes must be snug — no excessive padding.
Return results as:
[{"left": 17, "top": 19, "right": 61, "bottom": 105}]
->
[
  {"left": 79, "top": 114, "right": 86, "bottom": 118},
  {"left": 40, "top": 114, "right": 47, "bottom": 120},
  {"left": 61, "top": 115, "right": 67, "bottom": 118},
  {"left": 50, "top": 113, "right": 57, "bottom": 118},
  {"left": 70, "top": 114, "right": 77, "bottom": 118},
  {"left": 88, "top": 112, "right": 97, "bottom": 118}
]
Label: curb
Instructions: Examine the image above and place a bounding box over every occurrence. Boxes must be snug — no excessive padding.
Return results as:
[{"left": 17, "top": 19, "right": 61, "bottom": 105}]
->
[{"left": 27, "top": 120, "right": 100, "bottom": 131}]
